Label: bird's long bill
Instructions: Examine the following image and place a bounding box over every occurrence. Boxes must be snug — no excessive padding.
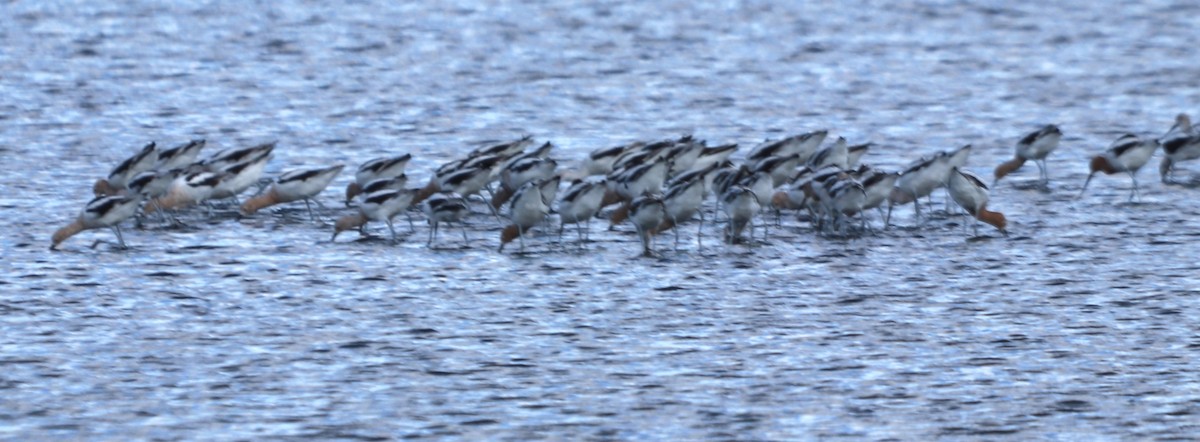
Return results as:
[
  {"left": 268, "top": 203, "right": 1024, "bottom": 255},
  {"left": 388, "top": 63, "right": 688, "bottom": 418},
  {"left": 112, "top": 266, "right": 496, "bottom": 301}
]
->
[
  {"left": 1078, "top": 172, "right": 1096, "bottom": 198},
  {"left": 331, "top": 230, "right": 341, "bottom": 242}
]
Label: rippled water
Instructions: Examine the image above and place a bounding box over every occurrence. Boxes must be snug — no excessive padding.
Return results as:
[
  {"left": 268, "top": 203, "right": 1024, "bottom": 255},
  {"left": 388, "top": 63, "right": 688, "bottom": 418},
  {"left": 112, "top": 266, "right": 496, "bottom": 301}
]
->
[{"left": 4, "top": 0, "right": 1200, "bottom": 439}]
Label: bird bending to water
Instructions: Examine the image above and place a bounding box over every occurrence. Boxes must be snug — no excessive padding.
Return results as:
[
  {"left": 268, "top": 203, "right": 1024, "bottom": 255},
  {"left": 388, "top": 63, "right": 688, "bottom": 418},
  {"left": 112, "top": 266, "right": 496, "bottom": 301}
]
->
[
  {"left": 345, "top": 154, "right": 411, "bottom": 204},
  {"left": 994, "top": 124, "right": 1061, "bottom": 186},
  {"left": 332, "top": 188, "right": 417, "bottom": 243},
  {"left": 948, "top": 167, "right": 1007, "bottom": 236},
  {"left": 52, "top": 195, "right": 142, "bottom": 250},
  {"left": 241, "top": 164, "right": 345, "bottom": 220},
  {"left": 93, "top": 142, "right": 158, "bottom": 196},
  {"left": 1079, "top": 133, "right": 1158, "bottom": 201}
]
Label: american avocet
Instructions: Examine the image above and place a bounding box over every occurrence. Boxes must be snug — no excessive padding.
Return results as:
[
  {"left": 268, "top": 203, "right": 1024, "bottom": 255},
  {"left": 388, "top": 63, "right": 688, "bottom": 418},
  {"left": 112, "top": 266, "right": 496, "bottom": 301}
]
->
[
  {"left": 807, "top": 136, "right": 849, "bottom": 170},
  {"left": 776, "top": 165, "right": 839, "bottom": 209},
  {"left": 1160, "top": 135, "right": 1200, "bottom": 183},
  {"left": 1080, "top": 133, "right": 1159, "bottom": 201},
  {"left": 721, "top": 186, "right": 760, "bottom": 245},
  {"left": 1159, "top": 114, "right": 1200, "bottom": 183},
  {"left": 145, "top": 170, "right": 224, "bottom": 214},
  {"left": 345, "top": 154, "right": 411, "bottom": 205},
  {"left": 1165, "top": 113, "right": 1193, "bottom": 138},
  {"left": 611, "top": 139, "right": 671, "bottom": 172},
  {"left": 422, "top": 191, "right": 471, "bottom": 248},
  {"left": 203, "top": 141, "right": 276, "bottom": 172},
  {"left": 332, "top": 188, "right": 417, "bottom": 243},
  {"left": 208, "top": 150, "right": 272, "bottom": 205},
  {"left": 742, "top": 170, "right": 775, "bottom": 227},
  {"left": 581, "top": 144, "right": 626, "bottom": 176},
  {"left": 629, "top": 193, "right": 666, "bottom": 257},
  {"left": 657, "top": 175, "right": 707, "bottom": 250},
  {"left": 664, "top": 136, "right": 705, "bottom": 174},
  {"left": 948, "top": 167, "right": 1007, "bottom": 236},
  {"left": 689, "top": 142, "right": 739, "bottom": 172},
  {"left": 945, "top": 144, "right": 972, "bottom": 171},
  {"left": 241, "top": 164, "right": 345, "bottom": 219},
  {"left": 413, "top": 155, "right": 502, "bottom": 208},
  {"left": 887, "top": 152, "right": 951, "bottom": 225},
  {"left": 94, "top": 142, "right": 158, "bottom": 196},
  {"left": 746, "top": 130, "right": 828, "bottom": 163},
  {"left": 426, "top": 165, "right": 492, "bottom": 207},
  {"left": 51, "top": 194, "right": 142, "bottom": 250},
  {"left": 608, "top": 157, "right": 670, "bottom": 226},
  {"left": 360, "top": 175, "right": 408, "bottom": 196},
  {"left": 856, "top": 167, "right": 900, "bottom": 224},
  {"left": 557, "top": 178, "right": 607, "bottom": 245},
  {"left": 467, "top": 135, "right": 533, "bottom": 159},
  {"left": 492, "top": 157, "right": 558, "bottom": 210},
  {"left": 126, "top": 169, "right": 181, "bottom": 223},
  {"left": 127, "top": 169, "right": 178, "bottom": 202},
  {"left": 754, "top": 153, "right": 803, "bottom": 187},
  {"left": 666, "top": 161, "right": 724, "bottom": 195},
  {"left": 156, "top": 139, "right": 206, "bottom": 171},
  {"left": 940, "top": 144, "right": 973, "bottom": 212},
  {"left": 824, "top": 177, "right": 867, "bottom": 234},
  {"left": 846, "top": 142, "right": 871, "bottom": 169},
  {"left": 501, "top": 141, "right": 555, "bottom": 171},
  {"left": 994, "top": 125, "right": 1061, "bottom": 186},
  {"left": 499, "top": 177, "right": 560, "bottom": 253}
]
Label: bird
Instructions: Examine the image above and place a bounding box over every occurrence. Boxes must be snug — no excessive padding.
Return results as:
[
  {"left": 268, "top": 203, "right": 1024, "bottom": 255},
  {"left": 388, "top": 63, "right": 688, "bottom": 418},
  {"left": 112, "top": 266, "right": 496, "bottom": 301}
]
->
[
  {"left": 580, "top": 144, "right": 627, "bottom": 177},
  {"left": 492, "top": 157, "right": 558, "bottom": 210},
  {"left": 155, "top": 139, "right": 206, "bottom": 171},
  {"left": 345, "top": 154, "right": 411, "bottom": 205},
  {"left": 611, "top": 138, "right": 672, "bottom": 172},
  {"left": 466, "top": 135, "right": 534, "bottom": 160},
  {"left": 202, "top": 141, "right": 276, "bottom": 172},
  {"left": 948, "top": 167, "right": 1007, "bottom": 236},
  {"left": 746, "top": 130, "right": 828, "bottom": 163},
  {"left": 721, "top": 186, "right": 761, "bottom": 245},
  {"left": 856, "top": 167, "right": 901, "bottom": 225},
  {"left": 628, "top": 193, "right": 666, "bottom": 257},
  {"left": 1165, "top": 113, "right": 1194, "bottom": 138},
  {"left": 93, "top": 142, "right": 158, "bottom": 196},
  {"left": 607, "top": 157, "right": 670, "bottom": 227},
  {"left": 807, "top": 136, "right": 849, "bottom": 170},
  {"left": 51, "top": 194, "right": 142, "bottom": 250},
  {"left": 663, "top": 136, "right": 705, "bottom": 174},
  {"left": 1160, "top": 135, "right": 1200, "bottom": 184},
  {"left": 332, "top": 188, "right": 417, "bottom": 243},
  {"left": 656, "top": 175, "right": 707, "bottom": 250},
  {"left": 359, "top": 175, "right": 408, "bottom": 196},
  {"left": 126, "top": 169, "right": 181, "bottom": 224},
  {"left": 846, "top": 142, "right": 871, "bottom": 169},
  {"left": 1159, "top": 114, "right": 1200, "bottom": 184},
  {"left": 422, "top": 191, "right": 471, "bottom": 248},
  {"left": 754, "top": 153, "right": 804, "bottom": 187},
  {"left": 689, "top": 143, "right": 739, "bottom": 173},
  {"left": 994, "top": 125, "right": 1061, "bottom": 186},
  {"left": 499, "top": 177, "right": 560, "bottom": 253},
  {"left": 144, "top": 170, "right": 224, "bottom": 214},
  {"left": 824, "top": 178, "right": 868, "bottom": 234},
  {"left": 556, "top": 179, "right": 607, "bottom": 246},
  {"left": 207, "top": 150, "right": 273, "bottom": 206},
  {"left": 241, "top": 164, "right": 345, "bottom": 219},
  {"left": 887, "top": 152, "right": 951, "bottom": 225},
  {"left": 1079, "top": 133, "right": 1159, "bottom": 201}
]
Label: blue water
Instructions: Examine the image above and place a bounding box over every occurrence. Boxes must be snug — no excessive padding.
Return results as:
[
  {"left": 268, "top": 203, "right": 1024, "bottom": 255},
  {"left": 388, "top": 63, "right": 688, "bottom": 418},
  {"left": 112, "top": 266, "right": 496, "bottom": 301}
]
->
[{"left": 3, "top": 0, "right": 1200, "bottom": 439}]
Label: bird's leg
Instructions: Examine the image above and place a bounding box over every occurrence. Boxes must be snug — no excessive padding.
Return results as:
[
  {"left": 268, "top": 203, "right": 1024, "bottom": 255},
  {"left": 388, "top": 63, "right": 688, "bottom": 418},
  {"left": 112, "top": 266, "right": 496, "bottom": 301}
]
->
[{"left": 112, "top": 226, "right": 127, "bottom": 249}]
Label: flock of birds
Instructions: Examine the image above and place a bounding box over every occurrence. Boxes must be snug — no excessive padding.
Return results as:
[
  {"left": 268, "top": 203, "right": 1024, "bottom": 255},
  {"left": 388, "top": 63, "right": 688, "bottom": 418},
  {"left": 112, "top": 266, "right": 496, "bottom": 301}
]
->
[{"left": 50, "top": 113, "right": 1200, "bottom": 256}]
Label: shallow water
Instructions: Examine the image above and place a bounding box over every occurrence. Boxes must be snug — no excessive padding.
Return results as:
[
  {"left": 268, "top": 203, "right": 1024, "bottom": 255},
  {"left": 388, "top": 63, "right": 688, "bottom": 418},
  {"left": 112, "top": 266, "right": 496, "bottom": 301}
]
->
[{"left": 4, "top": 0, "right": 1200, "bottom": 440}]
